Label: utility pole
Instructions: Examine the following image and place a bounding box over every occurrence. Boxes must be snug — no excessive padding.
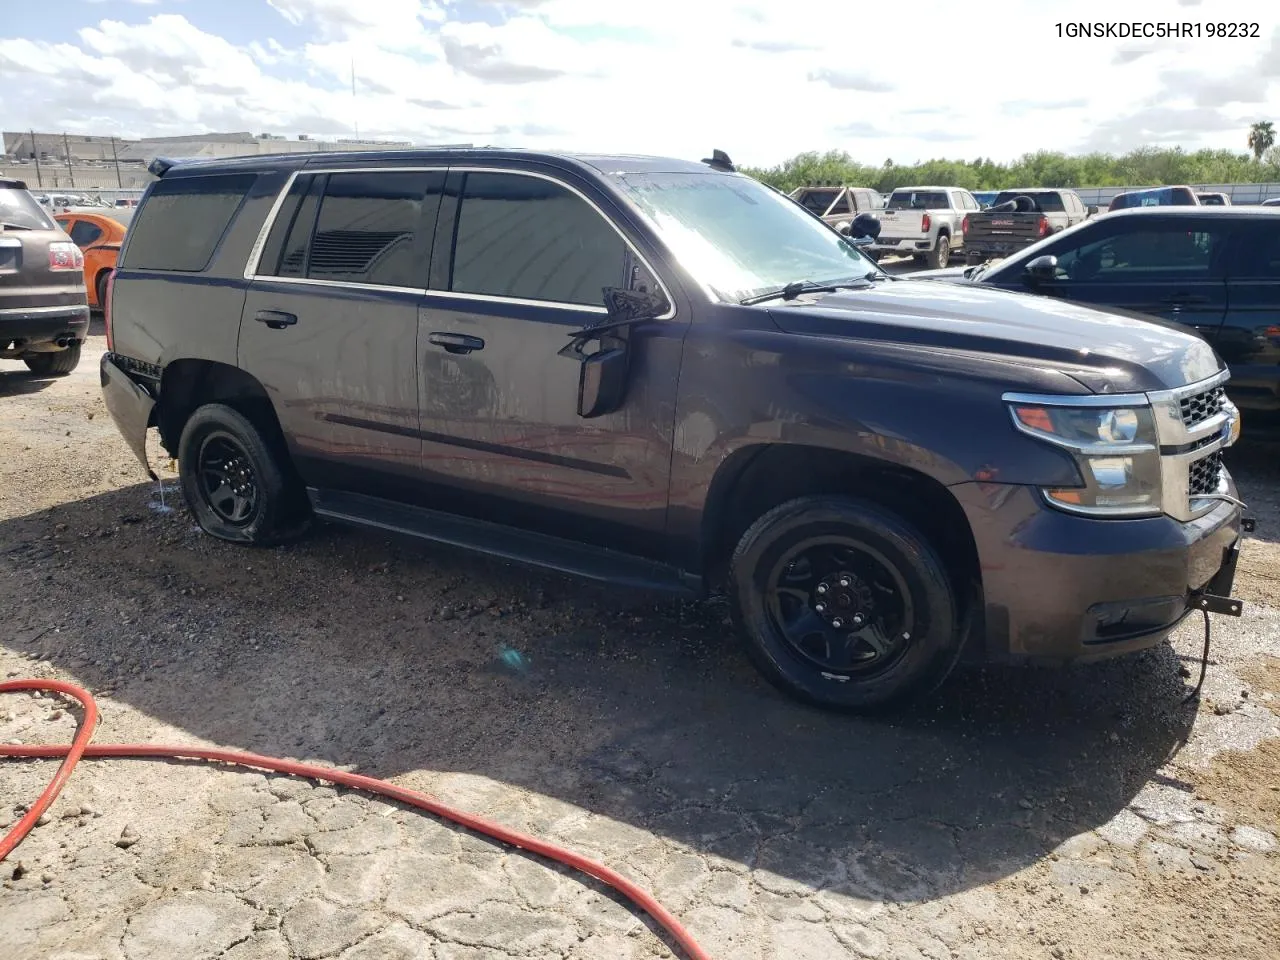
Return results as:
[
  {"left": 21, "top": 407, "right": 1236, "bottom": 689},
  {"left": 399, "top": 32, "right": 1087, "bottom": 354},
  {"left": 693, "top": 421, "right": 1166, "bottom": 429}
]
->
[
  {"left": 62, "top": 132, "right": 75, "bottom": 187},
  {"left": 352, "top": 58, "right": 359, "bottom": 140},
  {"left": 30, "top": 129, "right": 43, "bottom": 187},
  {"left": 110, "top": 135, "right": 122, "bottom": 188}
]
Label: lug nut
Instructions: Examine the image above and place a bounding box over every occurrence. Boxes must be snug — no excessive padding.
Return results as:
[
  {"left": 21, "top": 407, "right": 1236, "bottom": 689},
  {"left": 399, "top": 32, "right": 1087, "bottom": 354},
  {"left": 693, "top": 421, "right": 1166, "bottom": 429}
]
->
[
  {"left": 816, "top": 584, "right": 828, "bottom": 595},
  {"left": 815, "top": 603, "right": 826, "bottom": 613},
  {"left": 832, "top": 618, "right": 844, "bottom": 629},
  {"left": 839, "top": 577, "right": 851, "bottom": 588},
  {"left": 852, "top": 613, "right": 865, "bottom": 626}
]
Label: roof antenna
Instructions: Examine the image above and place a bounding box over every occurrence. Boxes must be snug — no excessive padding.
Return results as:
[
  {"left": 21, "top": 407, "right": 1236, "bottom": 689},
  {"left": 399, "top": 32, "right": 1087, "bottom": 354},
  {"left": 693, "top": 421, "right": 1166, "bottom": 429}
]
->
[{"left": 701, "top": 149, "right": 736, "bottom": 172}]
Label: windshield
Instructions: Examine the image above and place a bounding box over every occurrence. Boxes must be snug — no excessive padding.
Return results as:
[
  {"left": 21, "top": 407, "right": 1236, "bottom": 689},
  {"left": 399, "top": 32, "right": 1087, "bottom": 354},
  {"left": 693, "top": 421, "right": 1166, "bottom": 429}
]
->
[
  {"left": 792, "top": 188, "right": 840, "bottom": 215},
  {"left": 993, "top": 191, "right": 1066, "bottom": 211},
  {"left": 887, "top": 190, "right": 948, "bottom": 210},
  {"left": 615, "top": 173, "right": 873, "bottom": 303},
  {"left": 0, "top": 185, "right": 56, "bottom": 230}
]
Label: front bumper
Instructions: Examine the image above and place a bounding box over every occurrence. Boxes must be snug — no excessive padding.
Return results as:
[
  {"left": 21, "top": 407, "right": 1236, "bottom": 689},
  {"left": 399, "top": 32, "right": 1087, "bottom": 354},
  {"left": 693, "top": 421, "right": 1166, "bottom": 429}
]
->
[{"left": 952, "top": 480, "right": 1243, "bottom": 663}]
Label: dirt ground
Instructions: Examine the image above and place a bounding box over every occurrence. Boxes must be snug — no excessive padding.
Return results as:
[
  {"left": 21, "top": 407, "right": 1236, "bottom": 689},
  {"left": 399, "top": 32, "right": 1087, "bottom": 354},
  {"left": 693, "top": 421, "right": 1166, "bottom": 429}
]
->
[{"left": 1, "top": 331, "right": 1278, "bottom": 960}]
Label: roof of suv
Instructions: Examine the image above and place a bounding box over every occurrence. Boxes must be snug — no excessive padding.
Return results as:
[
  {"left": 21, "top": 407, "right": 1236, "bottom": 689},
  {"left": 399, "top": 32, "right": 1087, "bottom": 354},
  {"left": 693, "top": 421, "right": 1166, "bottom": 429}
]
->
[
  {"left": 154, "top": 149, "right": 717, "bottom": 179},
  {"left": 1092, "top": 206, "right": 1280, "bottom": 221}
]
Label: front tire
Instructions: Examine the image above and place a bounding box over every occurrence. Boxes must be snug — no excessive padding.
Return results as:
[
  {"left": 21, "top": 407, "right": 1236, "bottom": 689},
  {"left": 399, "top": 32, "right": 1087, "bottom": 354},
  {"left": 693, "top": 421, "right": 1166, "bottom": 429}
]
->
[
  {"left": 729, "top": 496, "right": 960, "bottom": 713},
  {"left": 927, "top": 234, "right": 951, "bottom": 269},
  {"left": 23, "top": 344, "right": 82, "bottom": 377},
  {"left": 177, "top": 403, "right": 309, "bottom": 545}
]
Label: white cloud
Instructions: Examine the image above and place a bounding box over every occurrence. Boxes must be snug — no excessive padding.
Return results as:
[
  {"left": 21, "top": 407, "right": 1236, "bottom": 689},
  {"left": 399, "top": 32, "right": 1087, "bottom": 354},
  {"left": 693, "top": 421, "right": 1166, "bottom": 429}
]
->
[{"left": 1, "top": 0, "right": 1277, "bottom": 164}]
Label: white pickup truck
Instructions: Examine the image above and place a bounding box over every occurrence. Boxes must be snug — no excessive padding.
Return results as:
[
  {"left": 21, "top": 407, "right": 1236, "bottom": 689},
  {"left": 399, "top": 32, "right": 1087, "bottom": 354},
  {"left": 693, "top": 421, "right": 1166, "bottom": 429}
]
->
[{"left": 868, "top": 185, "right": 979, "bottom": 268}]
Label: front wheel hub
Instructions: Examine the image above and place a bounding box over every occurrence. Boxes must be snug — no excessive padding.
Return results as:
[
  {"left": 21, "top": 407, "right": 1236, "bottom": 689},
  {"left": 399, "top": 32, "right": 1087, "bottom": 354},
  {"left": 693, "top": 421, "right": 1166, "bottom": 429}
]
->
[{"left": 813, "top": 572, "right": 873, "bottom": 630}]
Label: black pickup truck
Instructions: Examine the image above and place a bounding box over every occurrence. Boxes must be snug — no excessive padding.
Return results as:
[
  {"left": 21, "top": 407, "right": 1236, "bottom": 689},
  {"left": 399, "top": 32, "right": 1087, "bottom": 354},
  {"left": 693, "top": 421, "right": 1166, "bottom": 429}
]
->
[
  {"left": 962, "top": 189, "right": 1092, "bottom": 264},
  {"left": 100, "top": 148, "right": 1247, "bottom": 713}
]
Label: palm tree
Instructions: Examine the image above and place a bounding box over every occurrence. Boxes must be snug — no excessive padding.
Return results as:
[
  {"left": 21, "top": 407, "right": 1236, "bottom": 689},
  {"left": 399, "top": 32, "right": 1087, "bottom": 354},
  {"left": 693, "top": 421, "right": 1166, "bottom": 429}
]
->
[{"left": 1248, "top": 121, "right": 1275, "bottom": 162}]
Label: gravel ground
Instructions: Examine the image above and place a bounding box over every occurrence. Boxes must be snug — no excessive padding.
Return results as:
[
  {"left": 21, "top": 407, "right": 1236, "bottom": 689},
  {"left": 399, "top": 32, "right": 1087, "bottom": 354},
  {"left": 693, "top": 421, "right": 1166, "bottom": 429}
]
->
[{"left": 2, "top": 331, "right": 1278, "bottom": 960}]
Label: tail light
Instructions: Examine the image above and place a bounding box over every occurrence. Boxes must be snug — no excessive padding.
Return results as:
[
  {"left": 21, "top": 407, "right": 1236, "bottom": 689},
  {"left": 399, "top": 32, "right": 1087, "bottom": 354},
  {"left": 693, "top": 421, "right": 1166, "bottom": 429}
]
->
[
  {"left": 49, "top": 242, "right": 83, "bottom": 272},
  {"left": 104, "top": 269, "right": 116, "bottom": 352},
  {"left": 962, "top": 214, "right": 970, "bottom": 235},
  {"left": 921, "top": 212, "right": 932, "bottom": 233},
  {"left": 1037, "top": 216, "right": 1049, "bottom": 237}
]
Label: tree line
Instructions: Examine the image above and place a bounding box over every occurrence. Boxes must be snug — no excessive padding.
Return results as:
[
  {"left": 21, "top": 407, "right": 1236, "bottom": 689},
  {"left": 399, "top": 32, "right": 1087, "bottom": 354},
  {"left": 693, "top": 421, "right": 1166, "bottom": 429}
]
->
[{"left": 743, "top": 136, "right": 1280, "bottom": 195}]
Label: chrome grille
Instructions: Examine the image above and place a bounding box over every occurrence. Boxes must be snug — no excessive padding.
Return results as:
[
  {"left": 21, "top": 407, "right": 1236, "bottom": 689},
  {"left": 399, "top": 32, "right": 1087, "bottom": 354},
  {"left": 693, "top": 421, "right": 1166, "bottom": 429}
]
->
[
  {"left": 1187, "top": 451, "right": 1223, "bottom": 498},
  {"left": 1180, "top": 386, "right": 1225, "bottom": 428}
]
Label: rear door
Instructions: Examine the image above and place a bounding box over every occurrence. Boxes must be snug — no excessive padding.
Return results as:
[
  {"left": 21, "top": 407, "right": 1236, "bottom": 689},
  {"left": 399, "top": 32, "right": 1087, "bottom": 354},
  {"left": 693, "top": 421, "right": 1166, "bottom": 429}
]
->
[
  {"left": 1018, "top": 216, "right": 1230, "bottom": 336},
  {"left": 1220, "top": 220, "right": 1280, "bottom": 411},
  {"left": 238, "top": 167, "right": 445, "bottom": 497},
  {"left": 414, "top": 167, "right": 685, "bottom": 557}
]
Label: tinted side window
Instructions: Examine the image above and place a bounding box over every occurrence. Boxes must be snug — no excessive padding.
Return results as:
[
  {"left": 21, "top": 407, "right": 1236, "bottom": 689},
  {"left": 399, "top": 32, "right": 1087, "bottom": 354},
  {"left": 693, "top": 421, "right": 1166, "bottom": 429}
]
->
[
  {"left": 306, "top": 172, "right": 433, "bottom": 287},
  {"left": 68, "top": 220, "right": 104, "bottom": 248},
  {"left": 123, "top": 173, "right": 256, "bottom": 272},
  {"left": 450, "top": 172, "right": 626, "bottom": 306},
  {"left": 1053, "top": 223, "right": 1227, "bottom": 282},
  {"left": 1229, "top": 224, "right": 1280, "bottom": 279}
]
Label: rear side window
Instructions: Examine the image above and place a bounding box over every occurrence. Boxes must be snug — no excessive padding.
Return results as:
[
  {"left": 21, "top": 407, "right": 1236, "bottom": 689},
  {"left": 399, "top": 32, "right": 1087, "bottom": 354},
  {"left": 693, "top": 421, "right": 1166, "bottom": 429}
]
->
[
  {"left": 67, "top": 220, "right": 105, "bottom": 248},
  {"left": 124, "top": 174, "right": 256, "bottom": 272},
  {"left": 306, "top": 172, "right": 434, "bottom": 287},
  {"left": 448, "top": 172, "right": 626, "bottom": 307}
]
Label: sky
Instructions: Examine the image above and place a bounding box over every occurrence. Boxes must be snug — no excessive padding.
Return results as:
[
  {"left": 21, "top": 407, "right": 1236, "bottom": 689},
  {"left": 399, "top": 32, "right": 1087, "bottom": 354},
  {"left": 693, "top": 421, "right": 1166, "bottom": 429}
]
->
[{"left": 0, "top": 0, "right": 1277, "bottom": 167}]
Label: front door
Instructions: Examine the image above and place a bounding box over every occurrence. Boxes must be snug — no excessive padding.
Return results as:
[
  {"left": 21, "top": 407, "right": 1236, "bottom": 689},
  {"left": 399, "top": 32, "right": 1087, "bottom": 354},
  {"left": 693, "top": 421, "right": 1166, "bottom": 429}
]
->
[
  {"left": 415, "top": 168, "right": 687, "bottom": 558},
  {"left": 1019, "top": 217, "right": 1230, "bottom": 339},
  {"left": 238, "top": 168, "right": 445, "bottom": 497}
]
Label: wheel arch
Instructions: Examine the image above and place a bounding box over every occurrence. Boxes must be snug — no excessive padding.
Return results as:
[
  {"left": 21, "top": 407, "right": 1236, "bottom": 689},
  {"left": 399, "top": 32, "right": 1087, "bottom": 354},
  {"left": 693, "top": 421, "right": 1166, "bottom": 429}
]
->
[
  {"left": 155, "top": 359, "right": 285, "bottom": 459},
  {"left": 702, "top": 443, "right": 981, "bottom": 618}
]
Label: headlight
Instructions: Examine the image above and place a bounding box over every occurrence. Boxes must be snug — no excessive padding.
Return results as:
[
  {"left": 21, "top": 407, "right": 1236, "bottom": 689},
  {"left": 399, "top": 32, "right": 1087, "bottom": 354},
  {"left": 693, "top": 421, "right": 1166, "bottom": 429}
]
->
[{"left": 1006, "top": 396, "right": 1163, "bottom": 517}]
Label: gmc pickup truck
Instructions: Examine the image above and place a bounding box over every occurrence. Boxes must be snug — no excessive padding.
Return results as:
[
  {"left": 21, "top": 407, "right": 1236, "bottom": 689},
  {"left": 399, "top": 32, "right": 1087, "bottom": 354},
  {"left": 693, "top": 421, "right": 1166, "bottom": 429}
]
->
[
  {"left": 789, "top": 185, "right": 885, "bottom": 234},
  {"left": 870, "top": 186, "right": 978, "bottom": 268},
  {"left": 100, "top": 148, "right": 1248, "bottom": 713},
  {"left": 961, "top": 189, "right": 1092, "bottom": 265}
]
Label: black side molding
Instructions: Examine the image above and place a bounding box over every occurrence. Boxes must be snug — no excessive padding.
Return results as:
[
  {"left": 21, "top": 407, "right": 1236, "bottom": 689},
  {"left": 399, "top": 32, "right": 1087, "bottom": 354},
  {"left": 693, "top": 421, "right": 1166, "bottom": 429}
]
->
[{"left": 308, "top": 488, "right": 701, "bottom": 598}]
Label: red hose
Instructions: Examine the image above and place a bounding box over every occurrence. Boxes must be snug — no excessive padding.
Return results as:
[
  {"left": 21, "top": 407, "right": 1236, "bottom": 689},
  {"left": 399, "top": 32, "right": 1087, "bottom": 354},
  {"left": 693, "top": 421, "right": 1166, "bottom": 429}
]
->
[{"left": 0, "top": 678, "right": 712, "bottom": 960}]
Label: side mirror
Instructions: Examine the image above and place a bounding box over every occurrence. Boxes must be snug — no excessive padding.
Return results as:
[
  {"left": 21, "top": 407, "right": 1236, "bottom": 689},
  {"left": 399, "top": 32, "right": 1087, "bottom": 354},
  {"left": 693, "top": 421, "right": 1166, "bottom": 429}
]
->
[
  {"left": 562, "top": 286, "right": 666, "bottom": 419},
  {"left": 1087, "top": 205, "right": 1099, "bottom": 216},
  {"left": 1024, "top": 254, "right": 1059, "bottom": 283},
  {"left": 577, "top": 339, "right": 629, "bottom": 418}
]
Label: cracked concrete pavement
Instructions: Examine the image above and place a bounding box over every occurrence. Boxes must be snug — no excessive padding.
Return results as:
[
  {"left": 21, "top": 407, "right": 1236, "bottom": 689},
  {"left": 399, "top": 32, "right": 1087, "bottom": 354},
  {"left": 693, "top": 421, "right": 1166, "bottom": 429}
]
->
[{"left": 2, "top": 333, "right": 1278, "bottom": 959}]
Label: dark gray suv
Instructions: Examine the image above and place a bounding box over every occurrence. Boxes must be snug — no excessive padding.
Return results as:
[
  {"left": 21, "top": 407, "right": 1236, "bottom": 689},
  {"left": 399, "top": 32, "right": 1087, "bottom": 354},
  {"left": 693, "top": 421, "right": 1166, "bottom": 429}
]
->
[
  {"left": 100, "top": 149, "right": 1247, "bottom": 712},
  {"left": 0, "top": 177, "right": 89, "bottom": 375}
]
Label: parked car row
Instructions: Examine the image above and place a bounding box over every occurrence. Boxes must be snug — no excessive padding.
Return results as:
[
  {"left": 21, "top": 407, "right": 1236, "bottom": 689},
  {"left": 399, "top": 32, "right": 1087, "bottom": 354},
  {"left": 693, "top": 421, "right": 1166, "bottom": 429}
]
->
[{"left": 904, "top": 205, "right": 1280, "bottom": 416}]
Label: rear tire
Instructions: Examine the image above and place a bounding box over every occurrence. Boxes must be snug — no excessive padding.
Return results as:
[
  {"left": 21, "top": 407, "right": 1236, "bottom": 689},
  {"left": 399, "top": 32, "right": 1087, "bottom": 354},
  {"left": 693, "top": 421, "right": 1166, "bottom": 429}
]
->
[
  {"left": 23, "top": 344, "right": 82, "bottom": 377},
  {"left": 927, "top": 234, "right": 951, "bottom": 269},
  {"left": 728, "top": 496, "right": 960, "bottom": 713},
  {"left": 177, "top": 403, "right": 309, "bottom": 546},
  {"left": 95, "top": 271, "right": 109, "bottom": 312}
]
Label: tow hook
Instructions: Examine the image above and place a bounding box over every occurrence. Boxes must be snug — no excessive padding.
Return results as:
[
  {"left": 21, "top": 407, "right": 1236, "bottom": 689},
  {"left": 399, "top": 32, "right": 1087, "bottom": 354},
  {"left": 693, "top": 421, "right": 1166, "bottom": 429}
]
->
[{"left": 1183, "top": 513, "right": 1254, "bottom": 702}]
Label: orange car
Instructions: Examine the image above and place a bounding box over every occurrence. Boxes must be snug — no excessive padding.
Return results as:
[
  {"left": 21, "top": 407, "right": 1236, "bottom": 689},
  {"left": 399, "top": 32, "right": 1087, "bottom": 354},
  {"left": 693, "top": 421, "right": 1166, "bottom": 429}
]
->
[{"left": 53, "top": 209, "right": 130, "bottom": 309}]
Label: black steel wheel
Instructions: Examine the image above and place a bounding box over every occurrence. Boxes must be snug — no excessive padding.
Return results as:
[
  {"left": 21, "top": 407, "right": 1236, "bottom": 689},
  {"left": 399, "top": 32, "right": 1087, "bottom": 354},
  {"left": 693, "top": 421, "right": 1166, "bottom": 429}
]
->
[
  {"left": 196, "top": 432, "right": 259, "bottom": 526},
  {"left": 730, "top": 496, "right": 960, "bottom": 712},
  {"left": 177, "top": 403, "right": 309, "bottom": 545}
]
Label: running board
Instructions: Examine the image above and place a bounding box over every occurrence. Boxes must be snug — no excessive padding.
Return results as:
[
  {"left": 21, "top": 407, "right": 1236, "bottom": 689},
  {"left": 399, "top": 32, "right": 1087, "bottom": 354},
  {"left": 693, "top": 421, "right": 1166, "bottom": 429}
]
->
[{"left": 308, "top": 488, "right": 700, "bottom": 598}]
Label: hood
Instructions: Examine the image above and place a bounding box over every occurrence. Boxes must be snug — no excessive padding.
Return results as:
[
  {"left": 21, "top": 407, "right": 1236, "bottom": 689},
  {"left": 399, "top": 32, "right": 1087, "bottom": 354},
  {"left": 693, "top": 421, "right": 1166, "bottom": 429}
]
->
[{"left": 766, "top": 278, "right": 1222, "bottom": 392}]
